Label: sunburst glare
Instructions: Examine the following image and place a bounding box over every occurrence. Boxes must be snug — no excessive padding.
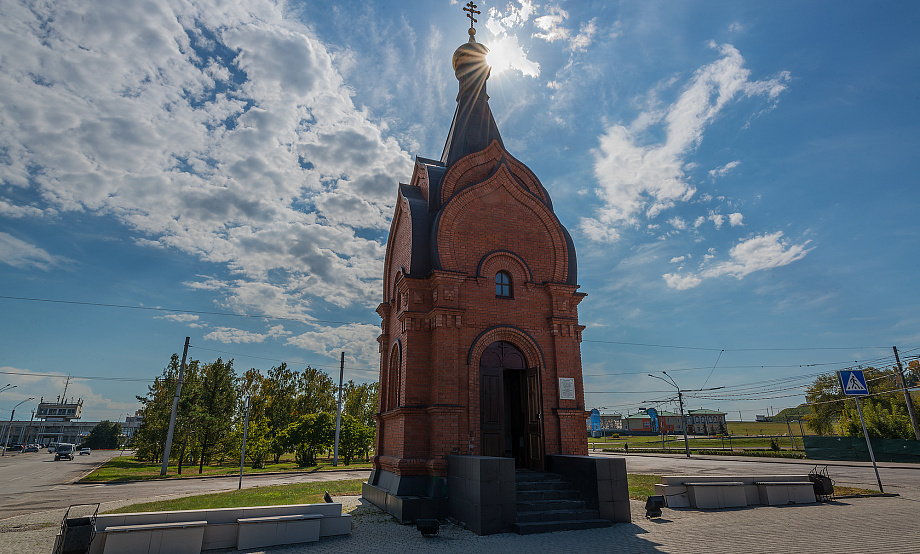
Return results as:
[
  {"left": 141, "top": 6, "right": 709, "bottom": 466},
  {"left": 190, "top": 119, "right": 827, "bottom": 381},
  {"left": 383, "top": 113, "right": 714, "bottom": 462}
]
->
[{"left": 485, "top": 35, "right": 540, "bottom": 77}]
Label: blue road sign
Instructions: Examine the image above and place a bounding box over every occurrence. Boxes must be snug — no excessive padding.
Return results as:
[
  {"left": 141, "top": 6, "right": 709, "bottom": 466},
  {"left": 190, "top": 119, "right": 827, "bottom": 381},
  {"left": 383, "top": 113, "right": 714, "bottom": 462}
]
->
[
  {"left": 838, "top": 370, "right": 869, "bottom": 396},
  {"left": 647, "top": 408, "right": 659, "bottom": 433}
]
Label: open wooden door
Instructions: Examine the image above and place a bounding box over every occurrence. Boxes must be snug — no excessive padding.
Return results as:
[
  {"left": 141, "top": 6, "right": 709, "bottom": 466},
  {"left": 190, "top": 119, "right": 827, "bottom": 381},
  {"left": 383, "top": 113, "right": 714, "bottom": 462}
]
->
[
  {"left": 480, "top": 341, "right": 542, "bottom": 467},
  {"left": 525, "top": 367, "right": 544, "bottom": 470}
]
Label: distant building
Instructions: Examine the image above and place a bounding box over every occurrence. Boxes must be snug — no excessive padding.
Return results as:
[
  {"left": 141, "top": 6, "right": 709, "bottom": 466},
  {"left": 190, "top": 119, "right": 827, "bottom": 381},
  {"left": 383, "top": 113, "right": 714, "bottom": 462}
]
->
[
  {"left": 586, "top": 412, "right": 624, "bottom": 431},
  {"left": 0, "top": 396, "right": 139, "bottom": 446},
  {"left": 686, "top": 409, "right": 728, "bottom": 435},
  {"left": 619, "top": 408, "right": 727, "bottom": 434}
]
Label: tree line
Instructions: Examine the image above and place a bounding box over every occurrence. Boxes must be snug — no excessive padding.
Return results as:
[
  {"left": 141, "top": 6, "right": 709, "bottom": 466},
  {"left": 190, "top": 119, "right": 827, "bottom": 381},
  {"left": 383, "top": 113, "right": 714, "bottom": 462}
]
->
[
  {"left": 134, "top": 354, "right": 378, "bottom": 473},
  {"left": 805, "top": 361, "right": 920, "bottom": 439}
]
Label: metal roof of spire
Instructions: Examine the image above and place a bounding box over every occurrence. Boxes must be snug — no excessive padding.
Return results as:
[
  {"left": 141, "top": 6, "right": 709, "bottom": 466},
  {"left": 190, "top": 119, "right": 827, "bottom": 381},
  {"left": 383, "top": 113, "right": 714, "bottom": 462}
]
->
[{"left": 440, "top": 2, "right": 504, "bottom": 168}]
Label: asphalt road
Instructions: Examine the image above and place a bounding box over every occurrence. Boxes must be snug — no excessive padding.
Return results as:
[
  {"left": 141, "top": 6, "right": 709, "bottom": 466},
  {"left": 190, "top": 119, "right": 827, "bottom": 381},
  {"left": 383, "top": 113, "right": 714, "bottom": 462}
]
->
[{"left": 0, "top": 449, "right": 371, "bottom": 521}]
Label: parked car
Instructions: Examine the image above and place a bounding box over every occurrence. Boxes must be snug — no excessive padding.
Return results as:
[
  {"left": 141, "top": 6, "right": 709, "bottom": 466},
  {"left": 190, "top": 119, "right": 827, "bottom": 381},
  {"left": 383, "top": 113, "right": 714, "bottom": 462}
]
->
[
  {"left": 79, "top": 447, "right": 91, "bottom": 455},
  {"left": 48, "top": 442, "right": 58, "bottom": 453},
  {"left": 54, "top": 443, "right": 75, "bottom": 461},
  {"left": 23, "top": 445, "right": 39, "bottom": 453}
]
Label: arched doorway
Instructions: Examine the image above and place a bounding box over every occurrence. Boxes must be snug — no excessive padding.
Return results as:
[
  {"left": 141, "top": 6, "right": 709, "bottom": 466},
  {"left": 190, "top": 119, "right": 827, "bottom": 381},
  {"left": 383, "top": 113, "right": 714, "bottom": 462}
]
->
[{"left": 480, "top": 341, "right": 543, "bottom": 469}]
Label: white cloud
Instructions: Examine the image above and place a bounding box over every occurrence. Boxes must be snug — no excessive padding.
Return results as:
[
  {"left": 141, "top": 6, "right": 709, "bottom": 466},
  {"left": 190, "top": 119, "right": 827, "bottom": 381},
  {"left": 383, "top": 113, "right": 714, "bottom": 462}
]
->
[
  {"left": 286, "top": 323, "right": 380, "bottom": 369},
  {"left": 0, "top": 0, "right": 411, "bottom": 320},
  {"left": 581, "top": 44, "right": 790, "bottom": 242},
  {"left": 709, "top": 160, "right": 740, "bottom": 178},
  {"left": 662, "top": 232, "right": 812, "bottom": 289},
  {"left": 669, "top": 255, "right": 686, "bottom": 264},
  {"left": 155, "top": 313, "right": 200, "bottom": 323},
  {"left": 662, "top": 272, "right": 702, "bottom": 290},
  {"left": 0, "top": 232, "right": 69, "bottom": 270},
  {"left": 668, "top": 217, "right": 687, "bottom": 230},
  {"left": 205, "top": 326, "right": 271, "bottom": 344},
  {"left": 567, "top": 18, "right": 598, "bottom": 52},
  {"left": 486, "top": 34, "right": 540, "bottom": 77},
  {"left": 533, "top": 9, "right": 570, "bottom": 43},
  {"left": 710, "top": 213, "right": 725, "bottom": 229},
  {"left": 729, "top": 212, "right": 744, "bottom": 227}
]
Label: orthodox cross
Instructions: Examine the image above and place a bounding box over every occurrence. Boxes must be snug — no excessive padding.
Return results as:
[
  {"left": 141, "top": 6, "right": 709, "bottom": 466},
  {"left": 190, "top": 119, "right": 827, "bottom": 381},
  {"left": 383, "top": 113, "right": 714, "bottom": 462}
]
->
[{"left": 463, "top": 2, "right": 480, "bottom": 29}]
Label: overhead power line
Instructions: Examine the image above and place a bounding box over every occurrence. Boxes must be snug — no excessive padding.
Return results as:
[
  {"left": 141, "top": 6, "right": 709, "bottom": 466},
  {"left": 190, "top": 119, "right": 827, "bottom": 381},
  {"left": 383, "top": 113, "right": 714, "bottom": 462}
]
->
[{"left": 0, "top": 295, "right": 368, "bottom": 327}]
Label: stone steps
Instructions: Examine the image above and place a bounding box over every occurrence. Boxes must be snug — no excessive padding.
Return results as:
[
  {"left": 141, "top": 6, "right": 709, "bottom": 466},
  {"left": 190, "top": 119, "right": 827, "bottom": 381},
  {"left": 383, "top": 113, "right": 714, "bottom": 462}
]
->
[{"left": 512, "top": 470, "right": 612, "bottom": 534}]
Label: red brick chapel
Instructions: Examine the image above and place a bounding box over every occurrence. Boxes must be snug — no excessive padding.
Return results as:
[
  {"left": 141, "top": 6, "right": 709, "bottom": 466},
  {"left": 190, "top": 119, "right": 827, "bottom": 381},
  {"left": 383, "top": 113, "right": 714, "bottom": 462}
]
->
[{"left": 364, "top": 16, "right": 591, "bottom": 522}]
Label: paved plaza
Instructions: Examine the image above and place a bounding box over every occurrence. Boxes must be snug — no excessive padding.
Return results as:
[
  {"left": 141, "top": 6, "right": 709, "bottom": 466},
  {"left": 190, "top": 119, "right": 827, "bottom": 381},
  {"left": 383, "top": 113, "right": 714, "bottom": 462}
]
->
[{"left": 3, "top": 491, "right": 919, "bottom": 554}]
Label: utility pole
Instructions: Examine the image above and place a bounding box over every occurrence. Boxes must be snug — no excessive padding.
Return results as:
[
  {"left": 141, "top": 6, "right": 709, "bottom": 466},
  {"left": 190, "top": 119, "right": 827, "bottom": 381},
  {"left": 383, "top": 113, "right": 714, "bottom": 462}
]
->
[
  {"left": 239, "top": 396, "right": 251, "bottom": 490},
  {"left": 647, "top": 372, "right": 711, "bottom": 458},
  {"left": 161, "top": 337, "right": 190, "bottom": 476},
  {"left": 333, "top": 352, "right": 345, "bottom": 467},
  {"left": 893, "top": 346, "right": 920, "bottom": 440},
  {"left": 785, "top": 418, "right": 798, "bottom": 450}
]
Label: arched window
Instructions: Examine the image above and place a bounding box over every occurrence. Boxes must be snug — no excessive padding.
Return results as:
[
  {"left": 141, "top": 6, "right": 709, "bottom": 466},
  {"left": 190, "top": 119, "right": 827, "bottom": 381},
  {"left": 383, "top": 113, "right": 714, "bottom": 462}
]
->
[{"left": 495, "top": 271, "right": 512, "bottom": 298}]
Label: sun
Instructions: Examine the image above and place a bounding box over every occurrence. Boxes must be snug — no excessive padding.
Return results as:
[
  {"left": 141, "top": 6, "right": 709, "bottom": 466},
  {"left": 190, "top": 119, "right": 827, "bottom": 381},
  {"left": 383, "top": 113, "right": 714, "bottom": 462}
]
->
[
  {"left": 485, "top": 38, "right": 515, "bottom": 75},
  {"left": 484, "top": 35, "right": 540, "bottom": 78}
]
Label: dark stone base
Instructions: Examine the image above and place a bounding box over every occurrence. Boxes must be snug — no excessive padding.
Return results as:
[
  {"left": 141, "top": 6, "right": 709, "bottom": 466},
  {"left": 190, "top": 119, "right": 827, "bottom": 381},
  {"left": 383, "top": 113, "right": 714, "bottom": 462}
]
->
[
  {"left": 546, "top": 454, "right": 631, "bottom": 523},
  {"left": 447, "top": 455, "right": 516, "bottom": 535},
  {"left": 361, "top": 469, "right": 448, "bottom": 524}
]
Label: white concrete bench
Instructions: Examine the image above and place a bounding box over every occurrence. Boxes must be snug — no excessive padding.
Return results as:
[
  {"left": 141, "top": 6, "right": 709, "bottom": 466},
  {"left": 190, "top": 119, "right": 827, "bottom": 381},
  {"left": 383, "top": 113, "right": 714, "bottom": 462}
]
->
[
  {"left": 237, "top": 513, "right": 323, "bottom": 549},
  {"left": 753, "top": 481, "right": 817, "bottom": 505},
  {"left": 681, "top": 482, "right": 747, "bottom": 509},
  {"left": 655, "top": 475, "right": 816, "bottom": 509},
  {"left": 90, "top": 502, "right": 352, "bottom": 554},
  {"left": 102, "top": 520, "right": 207, "bottom": 554}
]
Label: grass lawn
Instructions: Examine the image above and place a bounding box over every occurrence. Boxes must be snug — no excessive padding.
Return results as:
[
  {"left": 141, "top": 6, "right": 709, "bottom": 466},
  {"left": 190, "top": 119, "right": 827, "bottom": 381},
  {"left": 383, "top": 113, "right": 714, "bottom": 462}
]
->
[
  {"left": 83, "top": 455, "right": 373, "bottom": 483},
  {"left": 105, "top": 479, "right": 367, "bottom": 513}
]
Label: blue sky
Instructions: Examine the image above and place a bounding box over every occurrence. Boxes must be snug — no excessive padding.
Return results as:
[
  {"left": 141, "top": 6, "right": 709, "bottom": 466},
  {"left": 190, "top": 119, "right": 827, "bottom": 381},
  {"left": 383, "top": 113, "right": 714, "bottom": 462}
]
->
[{"left": 1, "top": 0, "right": 918, "bottom": 422}]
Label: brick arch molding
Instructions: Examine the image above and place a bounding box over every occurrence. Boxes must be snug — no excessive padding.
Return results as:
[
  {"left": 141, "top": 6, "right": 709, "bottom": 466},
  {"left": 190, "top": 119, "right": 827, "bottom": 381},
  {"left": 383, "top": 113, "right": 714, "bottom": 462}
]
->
[{"left": 466, "top": 325, "right": 546, "bottom": 370}]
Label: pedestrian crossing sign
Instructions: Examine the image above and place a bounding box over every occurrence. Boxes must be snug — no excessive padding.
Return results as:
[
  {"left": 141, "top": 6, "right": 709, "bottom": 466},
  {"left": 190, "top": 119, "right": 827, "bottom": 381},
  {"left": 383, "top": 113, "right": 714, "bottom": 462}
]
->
[{"left": 838, "top": 370, "right": 869, "bottom": 396}]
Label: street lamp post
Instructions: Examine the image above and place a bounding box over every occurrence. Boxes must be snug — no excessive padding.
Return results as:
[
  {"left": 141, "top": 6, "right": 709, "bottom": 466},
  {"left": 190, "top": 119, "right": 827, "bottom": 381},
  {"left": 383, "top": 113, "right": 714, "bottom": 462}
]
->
[
  {"left": 649, "top": 373, "right": 691, "bottom": 458},
  {"left": 2, "top": 397, "right": 35, "bottom": 456},
  {"left": 648, "top": 373, "right": 724, "bottom": 459}
]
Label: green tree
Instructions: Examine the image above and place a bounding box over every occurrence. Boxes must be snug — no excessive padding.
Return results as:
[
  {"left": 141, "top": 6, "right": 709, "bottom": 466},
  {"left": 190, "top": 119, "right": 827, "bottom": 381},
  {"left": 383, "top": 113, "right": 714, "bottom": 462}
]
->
[
  {"left": 296, "top": 367, "right": 336, "bottom": 415},
  {"left": 263, "top": 363, "right": 299, "bottom": 464},
  {"left": 343, "top": 381, "right": 379, "bottom": 428},
  {"left": 806, "top": 367, "right": 914, "bottom": 438},
  {"left": 278, "top": 412, "right": 335, "bottom": 467},
  {"left": 338, "top": 414, "right": 375, "bottom": 465},
  {"left": 195, "top": 358, "right": 238, "bottom": 473},
  {"left": 134, "top": 354, "right": 184, "bottom": 462},
  {"left": 242, "top": 414, "right": 272, "bottom": 469},
  {"left": 840, "top": 400, "right": 914, "bottom": 439},
  {"left": 805, "top": 372, "right": 845, "bottom": 435},
  {"left": 82, "top": 420, "right": 122, "bottom": 450}
]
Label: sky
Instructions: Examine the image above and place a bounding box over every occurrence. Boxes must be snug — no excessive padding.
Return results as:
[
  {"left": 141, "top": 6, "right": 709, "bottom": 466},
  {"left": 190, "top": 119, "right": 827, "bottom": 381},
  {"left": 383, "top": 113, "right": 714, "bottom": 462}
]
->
[{"left": 1, "top": 0, "right": 918, "bottom": 423}]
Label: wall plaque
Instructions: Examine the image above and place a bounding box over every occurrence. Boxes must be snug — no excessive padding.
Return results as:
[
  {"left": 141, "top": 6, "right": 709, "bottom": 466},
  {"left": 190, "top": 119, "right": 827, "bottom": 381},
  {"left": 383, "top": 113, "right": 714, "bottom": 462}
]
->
[{"left": 559, "top": 377, "right": 575, "bottom": 400}]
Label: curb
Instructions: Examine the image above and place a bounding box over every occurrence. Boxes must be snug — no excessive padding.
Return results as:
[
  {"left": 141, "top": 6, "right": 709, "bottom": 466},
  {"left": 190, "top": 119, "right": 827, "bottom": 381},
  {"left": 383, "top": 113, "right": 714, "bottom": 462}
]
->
[{"left": 77, "top": 466, "right": 371, "bottom": 485}]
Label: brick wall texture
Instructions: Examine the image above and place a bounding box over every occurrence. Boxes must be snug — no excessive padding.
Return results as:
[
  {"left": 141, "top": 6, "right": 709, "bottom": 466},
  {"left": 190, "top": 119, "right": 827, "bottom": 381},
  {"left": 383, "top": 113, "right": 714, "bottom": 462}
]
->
[{"left": 375, "top": 140, "right": 589, "bottom": 477}]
